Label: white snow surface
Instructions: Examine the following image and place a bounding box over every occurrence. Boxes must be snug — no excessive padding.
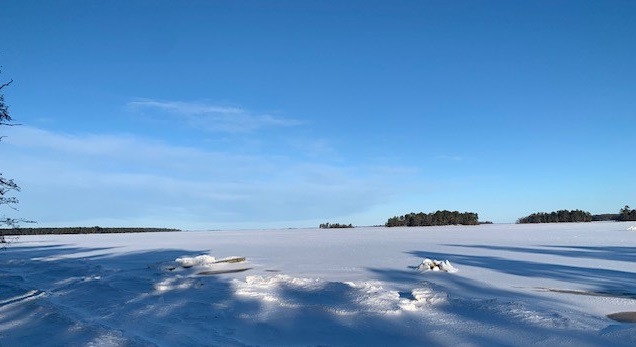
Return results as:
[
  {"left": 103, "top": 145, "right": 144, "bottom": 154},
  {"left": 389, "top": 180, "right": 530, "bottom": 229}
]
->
[{"left": 2, "top": 222, "right": 636, "bottom": 346}]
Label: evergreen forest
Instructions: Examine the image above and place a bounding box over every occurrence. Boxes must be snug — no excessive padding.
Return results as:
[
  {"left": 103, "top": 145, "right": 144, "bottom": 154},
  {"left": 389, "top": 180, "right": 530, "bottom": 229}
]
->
[
  {"left": 385, "top": 210, "right": 479, "bottom": 227},
  {"left": 517, "top": 210, "right": 593, "bottom": 224},
  {"left": 517, "top": 206, "right": 636, "bottom": 223}
]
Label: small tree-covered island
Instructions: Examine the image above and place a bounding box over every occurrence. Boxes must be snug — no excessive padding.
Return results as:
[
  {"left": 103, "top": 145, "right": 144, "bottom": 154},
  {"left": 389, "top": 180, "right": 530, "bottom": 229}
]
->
[
  {"left": 319, "top": 223, "right": 354, "bottom": 229},
  {"left": 517, "top": 206, "right": 636, "bottom": 224},
  {"left": 517, "top": 209, "right": 593, "bottom": 224},
  {"left": 385, "top": 210, "right": 479, "bottom": 227}
]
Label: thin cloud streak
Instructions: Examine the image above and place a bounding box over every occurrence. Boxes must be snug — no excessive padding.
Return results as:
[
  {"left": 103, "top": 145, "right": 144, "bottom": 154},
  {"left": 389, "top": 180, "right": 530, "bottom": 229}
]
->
[
  {"left": 2, "top": 127, "right": 407, "bottom": 229},
  {"left": 128, "top": 99, "right": 302, "bottom": 133}
]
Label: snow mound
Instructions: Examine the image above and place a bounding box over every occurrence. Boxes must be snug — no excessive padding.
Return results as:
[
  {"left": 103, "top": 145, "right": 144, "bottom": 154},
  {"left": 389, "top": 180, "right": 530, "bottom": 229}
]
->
[
  {"left": 175, "top": 255, "right": 217, "bottom": 268},
  {"left": 233, "top": 275, "right": 447, "bottom": 316},
  {"left": 627, "top": 226, "right": 636, "bottom": 231},
  {"left": 165, "top": 255, "right": 248, "bottom": 273},
  {"left": 417, "top": 258, "right": 458, "bottom": 273}
]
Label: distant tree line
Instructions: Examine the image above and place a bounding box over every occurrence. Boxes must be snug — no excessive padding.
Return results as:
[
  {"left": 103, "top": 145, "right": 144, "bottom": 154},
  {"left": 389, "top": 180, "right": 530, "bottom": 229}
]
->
[
  {"left": 386, "top": 210, "right": 479, "bottom": 227},
  {"left": 517, "top": 210, "right": 592, "bottom": 224},
  {"left": 518, "top": 206, "right": 636, "bottom": 224},
  {"left": 319, "top": 223, "right": 353, "bottom": 229},
  {"left": 1, "top": 226, "right": 181, "bottom": 236},
  {"left": 591, "top": 214, "right": 620, "bottom": 221}
]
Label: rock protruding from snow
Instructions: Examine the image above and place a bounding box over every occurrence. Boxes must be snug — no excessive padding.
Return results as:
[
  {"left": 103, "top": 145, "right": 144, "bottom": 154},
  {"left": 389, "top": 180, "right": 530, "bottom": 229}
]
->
[{"left": 417, "top": 258, "right": 458, "bottom": 273}]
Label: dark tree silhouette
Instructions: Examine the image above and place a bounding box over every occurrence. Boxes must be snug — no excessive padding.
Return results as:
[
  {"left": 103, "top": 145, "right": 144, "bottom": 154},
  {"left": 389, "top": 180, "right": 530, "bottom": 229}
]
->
[
  {"left": 516, "top": 209, "right": 592, "bottom": 224},
  {"left": 319, "top": 223, "right": 354, "bottom": 229},
  {"left": 619, "top": 205, "right": 636, "bottom": 221},
  {"left": 385, "top": 210, "right": 479, "bottom": 227},
  {"left": 1, "top": 70, "right": 24, "bottom": 243}
]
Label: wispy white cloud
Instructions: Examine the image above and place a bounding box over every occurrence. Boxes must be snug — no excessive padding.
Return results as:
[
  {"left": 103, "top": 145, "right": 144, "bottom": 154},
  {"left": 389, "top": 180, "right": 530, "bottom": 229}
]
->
[
  {"left": 2, "top": 126, "right": 408, "bottom": 229},
  {"left": 127, "top": 99, "right": 301, "bottom": 133}
]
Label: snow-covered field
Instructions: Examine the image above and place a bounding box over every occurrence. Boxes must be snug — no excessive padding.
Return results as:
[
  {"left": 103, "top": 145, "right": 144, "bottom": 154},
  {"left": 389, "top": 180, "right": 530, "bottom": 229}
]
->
[{"left": 2, "top": 222, "right": 636, "bottom": 346}]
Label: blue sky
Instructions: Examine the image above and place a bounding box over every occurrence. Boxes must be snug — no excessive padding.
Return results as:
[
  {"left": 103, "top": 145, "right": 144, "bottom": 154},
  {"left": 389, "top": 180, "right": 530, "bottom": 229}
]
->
[{"left": 1, "top": 1, "right": 635, "bottom": 229}]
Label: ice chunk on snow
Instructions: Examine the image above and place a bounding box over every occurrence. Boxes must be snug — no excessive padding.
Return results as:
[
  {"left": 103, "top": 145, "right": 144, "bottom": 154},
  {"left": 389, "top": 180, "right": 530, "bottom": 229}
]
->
[
  {"left": 170, "top": 255, "right": 246, "bottom": 270},
  {"left": 417, "top": 258, "right": 458, "bottom": 273},
  {"left": 439, "top": 260, "right": 458, "bottom": 273},
  {"left": 417, "top": 258, "right": 434, "bottom": 271},
  {"left": 175, "top": 255, "right": 216, "bottom": 268}
]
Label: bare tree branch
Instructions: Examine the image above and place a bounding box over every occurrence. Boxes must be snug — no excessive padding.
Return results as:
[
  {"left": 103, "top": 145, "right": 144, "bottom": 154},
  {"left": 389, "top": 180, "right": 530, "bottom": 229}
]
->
[
  {"left": 0, "top": 78, "right": 12, "bottom": 91},
  {"left": 1, "top": 70, "right": 28, "bottom": 241}
]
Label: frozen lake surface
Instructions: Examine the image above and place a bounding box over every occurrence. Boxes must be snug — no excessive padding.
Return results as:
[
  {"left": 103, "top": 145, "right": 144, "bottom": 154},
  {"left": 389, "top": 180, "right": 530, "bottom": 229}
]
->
[{"left": 2, "top": 222, "right": 636, "bottom": 346}]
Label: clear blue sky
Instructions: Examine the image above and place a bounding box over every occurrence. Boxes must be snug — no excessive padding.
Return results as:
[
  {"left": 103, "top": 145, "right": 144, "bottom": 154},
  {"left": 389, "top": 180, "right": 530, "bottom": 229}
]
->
[{"left": 1, "top": 1, "right": 635, "bottom": 229}]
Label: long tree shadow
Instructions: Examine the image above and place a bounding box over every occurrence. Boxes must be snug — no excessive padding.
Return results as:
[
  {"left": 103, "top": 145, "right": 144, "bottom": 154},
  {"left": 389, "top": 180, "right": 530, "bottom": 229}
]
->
[
  {"left": 412, "top": 247, "right": 636, "bottom": 296},
  {"left": 444, "top": 244, "right": 636, "bottom": 264},
  {"left": 1, "top": 243, "right": 118, "bottom": 259}
]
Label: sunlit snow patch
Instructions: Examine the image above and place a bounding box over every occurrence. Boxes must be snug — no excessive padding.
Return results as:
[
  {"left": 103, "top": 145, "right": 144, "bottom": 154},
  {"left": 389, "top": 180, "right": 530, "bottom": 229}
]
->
[
  {"left": 232, "top": 275, "right": 447, "bottom": 316},
  {"left": 154, "top": 277, "right": 203, "bottom": 292},
  {"left": 417, "top": 258, "right": 458, "bottom": 273},
  {"left": 399, "top": 287, "right": 449, "bottom": 311},
  {"left": 627, "top": 226, "right": 636, "bottom": 231}
]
